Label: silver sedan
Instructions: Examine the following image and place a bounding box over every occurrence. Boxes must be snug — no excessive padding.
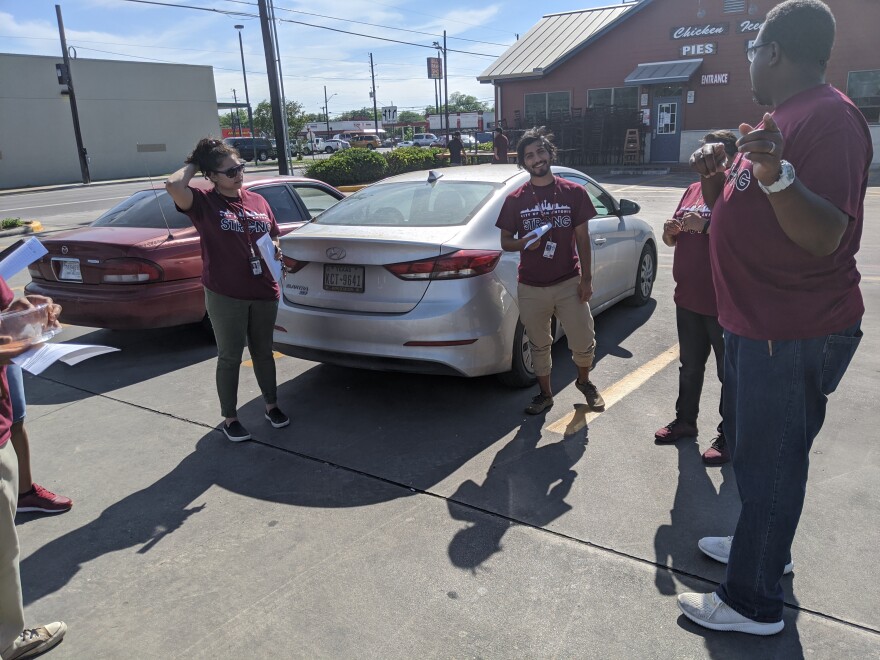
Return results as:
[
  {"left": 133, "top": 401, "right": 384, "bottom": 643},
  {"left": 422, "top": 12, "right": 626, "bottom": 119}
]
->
[{"left": 273, "top": 164, "right": 656, "bottom": 387}]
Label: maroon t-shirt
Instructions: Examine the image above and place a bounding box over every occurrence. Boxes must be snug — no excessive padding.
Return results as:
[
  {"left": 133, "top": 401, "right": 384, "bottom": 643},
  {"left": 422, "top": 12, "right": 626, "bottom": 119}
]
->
[
  {"left": 672, "top": 183, "right": 716, "bottom": 316},
  {"left": 496, "top": 176, "right": 596, "bottom": 287},
  {"left": 493, "top": 134, "right": 509, "bottom": 164},
  {"left": 0, "top": 277, "right": 14, "bottom": 448},
  {"left": 709, "top": 84, "right": 872, "bottom": 340},
  {"left": 178, "top": 187, "right": 280, "bottom": 301}
]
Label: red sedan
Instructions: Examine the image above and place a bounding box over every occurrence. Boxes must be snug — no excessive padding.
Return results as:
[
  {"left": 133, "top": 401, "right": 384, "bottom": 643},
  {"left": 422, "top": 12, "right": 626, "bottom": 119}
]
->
[{"left": 25, "top": 176, "right": 343, "bottom": 331}]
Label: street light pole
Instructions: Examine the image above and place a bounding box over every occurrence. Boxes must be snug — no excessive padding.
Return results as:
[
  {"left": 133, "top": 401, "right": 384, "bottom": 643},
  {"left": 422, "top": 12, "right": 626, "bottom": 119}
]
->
[
  {"left": 231, "top": 88, "right": 239, "bottom": 136},
  {"left": 234, "top": 25, "right": 256, "bottom": 147},
  {"left": 324, "top": 86, "right": 330, "bottom": 136}
]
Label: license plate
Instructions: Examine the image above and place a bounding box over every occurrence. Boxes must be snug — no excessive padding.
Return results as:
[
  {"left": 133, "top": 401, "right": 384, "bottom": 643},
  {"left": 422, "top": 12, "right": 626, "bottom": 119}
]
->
[
  {"left": 323, "top": 264, "right": 364, "bottom": 293},
  {"left": 53, "top": 258, "right": 82, "bottom": 282}
]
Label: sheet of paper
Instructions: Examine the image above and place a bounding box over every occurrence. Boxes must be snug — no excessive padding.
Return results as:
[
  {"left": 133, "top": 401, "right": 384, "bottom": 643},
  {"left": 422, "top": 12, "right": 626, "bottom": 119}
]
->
[
  {"left": 256, "top": 233, "right": 283, "bottom": 283},
  {"left": 524, "top": 222, "right": 553, "bottom": 249},
  {"left": 11, "top": 342, "right": 120, "bottom": 375},
  {"left": 0, "top": 237, "right": 48, "bottom": 281}
]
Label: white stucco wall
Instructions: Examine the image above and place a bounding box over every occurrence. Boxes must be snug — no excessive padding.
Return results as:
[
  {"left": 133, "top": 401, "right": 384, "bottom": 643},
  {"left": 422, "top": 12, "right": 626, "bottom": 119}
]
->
[{"left": 0, "top": 54, "right": 220, "bottom": 189}]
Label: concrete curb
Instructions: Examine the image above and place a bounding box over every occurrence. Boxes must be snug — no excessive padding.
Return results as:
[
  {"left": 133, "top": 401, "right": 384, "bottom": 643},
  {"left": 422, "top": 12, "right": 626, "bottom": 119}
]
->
[{"left": 0, "top": 220, "right": 43, "bottom": 237}]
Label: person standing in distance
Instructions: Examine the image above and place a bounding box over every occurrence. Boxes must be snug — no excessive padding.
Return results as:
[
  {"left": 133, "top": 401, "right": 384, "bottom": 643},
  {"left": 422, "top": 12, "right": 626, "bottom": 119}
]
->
[
  {"left": 492, "top": 127, "right": 509, "bottom": 164},
  {"left": 496, "top": 127, "right": 605, "bottom": 415},
  {"left": 654, "top": 131, "right": 739, "bottom": 466},
  {"left": 448, "top": 131, "right": 465, "bottom": 166},
  {"left": 677, "top": 0, "right": 871, "bottom": 635},
  {"left": 165, "top": 138, "right": 290, "bottom": 442}
]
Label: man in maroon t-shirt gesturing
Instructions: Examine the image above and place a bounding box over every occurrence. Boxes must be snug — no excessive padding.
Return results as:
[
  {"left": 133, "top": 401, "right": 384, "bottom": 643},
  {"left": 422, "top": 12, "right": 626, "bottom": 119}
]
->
[
  {"left": 496, "top": 127, "right": 604, "bottom": 415},
  {"left": 678, "top": 0, "right": 871, "bottom": 636}
]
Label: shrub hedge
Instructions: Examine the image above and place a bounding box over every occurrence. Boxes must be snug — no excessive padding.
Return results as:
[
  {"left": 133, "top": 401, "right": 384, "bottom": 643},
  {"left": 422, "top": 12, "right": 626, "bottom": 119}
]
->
[
  {"left": 304, "top": 148, "right": 387, "bottom": 187},
  {"left": 304, "top": 146, "right": 453, "bottom": 186}
]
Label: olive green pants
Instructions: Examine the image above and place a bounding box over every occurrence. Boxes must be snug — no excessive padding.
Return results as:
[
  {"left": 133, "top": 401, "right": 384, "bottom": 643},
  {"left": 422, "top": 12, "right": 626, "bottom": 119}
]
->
[{"left": 204, "top": 288, "right": 279, "bottom": 418}]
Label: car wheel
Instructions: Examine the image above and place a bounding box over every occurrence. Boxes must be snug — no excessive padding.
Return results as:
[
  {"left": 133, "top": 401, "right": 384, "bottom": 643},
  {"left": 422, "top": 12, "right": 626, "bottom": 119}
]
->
[
  {"left": 497, "top": 319, "right": 536, "bottom": 388},
  {"left": 257, "top": 150, "right": 269, "bottom": 162},
  {"left": 367, "top": 144, "right": 375, "bottom": 150},
  {"left": 325, "top": 146, "right": 333, "bottom": 154},
  {"left": 303, "top": 147, "right": 312, "bottom": 155},
  {"left": 626, "top": 243, "right": 656, "bottom": 306}
]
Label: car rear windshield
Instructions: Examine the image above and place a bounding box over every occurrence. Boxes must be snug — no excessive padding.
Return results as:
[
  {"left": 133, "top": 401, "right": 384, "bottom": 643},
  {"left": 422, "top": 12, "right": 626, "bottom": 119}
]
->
[
  {"left": 92, "top": 190, "right": 193, "bottom": 229},
  {"left": 314, "top": 181, "right": 500, "bottom": 227}
]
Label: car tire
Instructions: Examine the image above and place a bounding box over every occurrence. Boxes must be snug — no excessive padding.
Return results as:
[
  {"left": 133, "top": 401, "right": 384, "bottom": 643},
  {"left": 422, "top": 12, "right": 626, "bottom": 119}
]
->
[
  {"left": 303, "top": 147, "right": 312, "bottom": 155},
  {"left": 367, "top": 144, "right": 375, "bottom": 150},
  {"left": 325, "top": 146, "right": 333, "bottom": 154},
  {"left": 497, "top": 319, "right": 536, "bottom": 388},
  {"left": 626, "top": 243, "right": 656, "bottom": 306}
]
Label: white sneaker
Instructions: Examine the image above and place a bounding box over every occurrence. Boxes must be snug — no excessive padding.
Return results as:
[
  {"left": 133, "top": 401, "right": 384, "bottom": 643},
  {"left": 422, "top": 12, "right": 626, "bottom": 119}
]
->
[
  {"left": 698, "top": 536, "right": 794, "bottom": 575},
  {"left": 3, "top": 622, "right": 68, "bottom": 660},
  {"left": 678, "top": 592, "right": 784, "bottom": 635}
]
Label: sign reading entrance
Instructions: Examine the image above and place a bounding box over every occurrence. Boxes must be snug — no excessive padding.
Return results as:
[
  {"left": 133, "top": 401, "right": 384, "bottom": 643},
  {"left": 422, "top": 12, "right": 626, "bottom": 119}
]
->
[{"left": 701, "top": 73, "right": 730, "bottom": 86}]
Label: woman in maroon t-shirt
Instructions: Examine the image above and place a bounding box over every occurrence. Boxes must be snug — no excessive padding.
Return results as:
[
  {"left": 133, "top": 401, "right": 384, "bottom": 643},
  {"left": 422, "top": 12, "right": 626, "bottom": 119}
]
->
[
  {"left": 165, "top": 138, "right": 289, "bottom": 442},
  {"left": 654, "top": 131, "right": 738, "bottom": 465}
]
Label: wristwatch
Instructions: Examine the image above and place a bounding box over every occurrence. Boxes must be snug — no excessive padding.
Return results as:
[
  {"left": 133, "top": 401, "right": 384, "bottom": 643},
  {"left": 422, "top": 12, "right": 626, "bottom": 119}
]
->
[{"left": 758, "top": 159, "right": 795, "bottom": 194}]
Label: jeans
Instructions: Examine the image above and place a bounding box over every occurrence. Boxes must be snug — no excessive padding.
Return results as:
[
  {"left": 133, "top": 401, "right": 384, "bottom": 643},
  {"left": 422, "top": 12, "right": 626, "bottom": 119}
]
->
[
  {"left": 204, "top": 288, "right": 279, "bottom": 419},
  {"left": 6, "top": 365, "right": 25, "bottom": 424},
  {"left": 675, "top": 306, "right": 724, "bottom": 432},
  {"left": 717, "top": 322, "right": 862, "bottom": 622}
]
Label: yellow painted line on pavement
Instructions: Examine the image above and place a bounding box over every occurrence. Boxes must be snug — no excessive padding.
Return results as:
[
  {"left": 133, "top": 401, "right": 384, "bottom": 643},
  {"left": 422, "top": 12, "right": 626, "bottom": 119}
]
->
[
  {"left": 242, "top": 351, "right": 285, "bottom": 367},
  {"left": 547, "top": 343, "right": 679, "bottom": 436}
]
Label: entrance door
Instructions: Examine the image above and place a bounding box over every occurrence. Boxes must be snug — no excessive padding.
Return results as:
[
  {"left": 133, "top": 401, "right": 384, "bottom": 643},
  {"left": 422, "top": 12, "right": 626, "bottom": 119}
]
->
[{"left": 652, "top": 96, "right": 681, "bottom": 162}]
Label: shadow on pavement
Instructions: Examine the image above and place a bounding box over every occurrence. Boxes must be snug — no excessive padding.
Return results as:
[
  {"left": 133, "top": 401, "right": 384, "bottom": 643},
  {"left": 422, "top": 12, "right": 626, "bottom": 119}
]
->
[{"left": 654, "top": 440, "right": 804, "bottom": 656}]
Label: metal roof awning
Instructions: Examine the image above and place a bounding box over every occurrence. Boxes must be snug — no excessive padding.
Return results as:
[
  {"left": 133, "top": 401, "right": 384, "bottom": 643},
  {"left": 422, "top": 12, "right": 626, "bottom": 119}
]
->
[{"left": 624, "top": 59, "right": 703, "bottom": 86}]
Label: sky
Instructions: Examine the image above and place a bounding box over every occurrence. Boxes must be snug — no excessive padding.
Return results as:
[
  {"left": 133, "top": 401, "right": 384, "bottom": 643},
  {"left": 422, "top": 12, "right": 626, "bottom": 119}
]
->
[{"left": 1, "top": 0, "right": 627, "bottom": 119}]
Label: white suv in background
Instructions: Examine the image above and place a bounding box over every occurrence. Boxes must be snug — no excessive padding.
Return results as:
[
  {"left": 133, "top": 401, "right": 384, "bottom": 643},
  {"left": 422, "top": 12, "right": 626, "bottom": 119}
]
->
[{"left": 412, "top": 133, "right": 438, "bottom": 147}]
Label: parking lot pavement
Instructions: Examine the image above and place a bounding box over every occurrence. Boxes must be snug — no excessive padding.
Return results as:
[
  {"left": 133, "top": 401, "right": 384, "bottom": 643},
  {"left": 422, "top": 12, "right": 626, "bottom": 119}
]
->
[{"left": 10, "top": 174, "right": 880, "bottom": 657}]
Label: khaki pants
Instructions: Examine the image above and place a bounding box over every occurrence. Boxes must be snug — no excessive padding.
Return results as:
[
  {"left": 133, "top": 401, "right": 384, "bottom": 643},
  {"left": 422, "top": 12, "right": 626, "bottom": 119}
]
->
[
  {"left": 517, "top": 277, "right": 596, "bottom": 377},
  {"left": 0, "top": 439, "right": 24, "bottom": 656}
]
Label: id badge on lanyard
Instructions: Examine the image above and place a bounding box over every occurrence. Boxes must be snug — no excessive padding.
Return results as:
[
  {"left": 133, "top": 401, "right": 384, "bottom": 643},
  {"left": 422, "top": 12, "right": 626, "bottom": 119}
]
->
[{"left": 543, "top": 241, "right": 557, "bottom": 259}]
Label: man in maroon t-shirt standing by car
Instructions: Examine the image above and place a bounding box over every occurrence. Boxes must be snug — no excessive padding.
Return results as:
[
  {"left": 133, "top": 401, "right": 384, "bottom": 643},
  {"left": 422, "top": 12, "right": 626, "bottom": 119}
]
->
[
  {"left": 677, "top": 0, "right": 872, "bottom": 636},
  {"left": 496, "top": 127, "right": 604, "bottom": 415}
]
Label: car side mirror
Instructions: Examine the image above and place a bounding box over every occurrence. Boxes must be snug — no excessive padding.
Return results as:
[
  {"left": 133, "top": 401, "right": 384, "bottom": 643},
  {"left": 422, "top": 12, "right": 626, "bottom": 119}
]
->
[{"left": 618, "top": 198, "right": 640, "bottom": 216}]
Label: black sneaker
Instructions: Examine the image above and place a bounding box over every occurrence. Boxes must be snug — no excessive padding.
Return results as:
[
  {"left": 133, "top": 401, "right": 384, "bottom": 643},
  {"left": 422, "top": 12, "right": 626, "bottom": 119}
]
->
[
  {"left": 222, "top": 420, "right": 251, "bottom": 442},
  {"left": 575, "top": 378, "right": 605, "bottom": 410},
  {"left": 265, "top": 407, "right": 290, "bottom": 428},
  {"left": 524, "top": 392, "right": 554, "bottom": 415}
]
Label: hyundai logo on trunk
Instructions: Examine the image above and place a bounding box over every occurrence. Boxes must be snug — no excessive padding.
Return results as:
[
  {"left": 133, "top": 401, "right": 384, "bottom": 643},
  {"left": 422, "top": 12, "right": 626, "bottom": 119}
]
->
[{"left": 326, "top": 247, "right": 346, "bottom": 260}]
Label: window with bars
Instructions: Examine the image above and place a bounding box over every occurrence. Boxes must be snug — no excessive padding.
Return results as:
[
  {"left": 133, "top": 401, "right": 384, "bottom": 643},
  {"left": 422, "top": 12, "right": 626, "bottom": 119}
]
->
[{"left": 724, "top": 0, "right": 746, "bottom": 12}]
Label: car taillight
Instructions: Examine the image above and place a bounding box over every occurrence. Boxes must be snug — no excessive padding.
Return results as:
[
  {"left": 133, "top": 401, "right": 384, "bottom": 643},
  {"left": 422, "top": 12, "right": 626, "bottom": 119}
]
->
[
  {"left": 281, "top": 255, "right": 309, "bottom": 274},
  {"left": 101, "top": 258, "right": 163, "bottom": 283},
  {"left": 385, "top": 250, "right": 501, "bottom": 281}
]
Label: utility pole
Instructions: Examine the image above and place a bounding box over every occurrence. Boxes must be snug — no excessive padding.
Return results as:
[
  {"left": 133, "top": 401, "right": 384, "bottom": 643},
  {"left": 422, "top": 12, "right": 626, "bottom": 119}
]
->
[
  {"left": 443, "top": 30, "right": 450, "bottom": 143},
  {"left": 324, "top": 86, "right": 330, "bottom": 135},
  {"left": 257, "top": 0, "right": 288, "bottom": 174},
  {"left": 55, "top": 4, "right": 90, "bottom": 184},
  {"left": 231, "top": 89, "right": 240, "bottom": 135},
  {"left": 369, "top": 53, "right": 379, "bottom": 136},
  {"left": 268, "top": 0, "right": 292, "bottom": 167}
]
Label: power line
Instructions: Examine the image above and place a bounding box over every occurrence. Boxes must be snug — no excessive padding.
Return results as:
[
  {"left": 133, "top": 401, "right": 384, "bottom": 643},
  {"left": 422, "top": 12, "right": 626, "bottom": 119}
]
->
[{"left": 116, "top": 0, "right": 502, "bottom": 57}]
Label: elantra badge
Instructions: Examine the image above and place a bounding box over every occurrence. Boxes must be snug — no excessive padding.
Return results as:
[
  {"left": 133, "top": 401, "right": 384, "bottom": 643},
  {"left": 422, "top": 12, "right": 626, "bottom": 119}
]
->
[{"left": 326, "top": 247, "right": 346, "bottom": 260}]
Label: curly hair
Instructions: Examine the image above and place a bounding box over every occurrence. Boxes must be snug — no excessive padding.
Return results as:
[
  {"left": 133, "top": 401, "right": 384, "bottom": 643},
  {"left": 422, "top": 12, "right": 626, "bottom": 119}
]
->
[
  {"left": 762, "top": 0, "right": 835, "bottom": 69},
  {"left": 516, "top": 126, "right": 557, "bottom": 168},
  {"left": 185, "top": 137, "right": 239, "bottom": 176},
  {"left": 702, "top": 129, "right": 738, "bottom": 160}
]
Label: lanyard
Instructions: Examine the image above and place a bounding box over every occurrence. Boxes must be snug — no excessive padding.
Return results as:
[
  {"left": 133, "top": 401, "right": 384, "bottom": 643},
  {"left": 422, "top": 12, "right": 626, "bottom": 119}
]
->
[
  {"left": 216, "top": 190, "right": 256, "bottom": 257},
  {"left": 528, "top": 176, "right": 559, "bottom": 241}
]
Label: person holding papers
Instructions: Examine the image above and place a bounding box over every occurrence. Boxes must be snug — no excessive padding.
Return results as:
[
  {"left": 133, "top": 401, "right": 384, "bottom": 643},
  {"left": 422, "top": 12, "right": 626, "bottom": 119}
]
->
[
  {"left": 165, "top": 138, "right": 288, "bottom": 442},
  {"left": 495, "top": 127, "right": 604, "bottom": 415}
]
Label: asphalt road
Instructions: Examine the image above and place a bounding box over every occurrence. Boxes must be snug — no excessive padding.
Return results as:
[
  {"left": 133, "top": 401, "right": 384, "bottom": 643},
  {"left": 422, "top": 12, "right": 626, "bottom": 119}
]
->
[{"left": 3, "top": 173, "right": 879, "bottom": 658}]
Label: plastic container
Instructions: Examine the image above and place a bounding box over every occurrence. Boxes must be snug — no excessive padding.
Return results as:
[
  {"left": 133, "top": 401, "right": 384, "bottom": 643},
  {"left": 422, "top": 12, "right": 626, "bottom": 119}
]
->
[{"left": 0, "top": 303, "right": 62, "bottom": 351}]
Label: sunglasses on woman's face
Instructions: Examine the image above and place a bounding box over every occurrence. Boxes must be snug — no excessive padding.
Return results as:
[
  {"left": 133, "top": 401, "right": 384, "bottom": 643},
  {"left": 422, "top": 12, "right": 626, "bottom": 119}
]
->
[{"left": 215, "top": 163, "right": 245, "bottom": 178}]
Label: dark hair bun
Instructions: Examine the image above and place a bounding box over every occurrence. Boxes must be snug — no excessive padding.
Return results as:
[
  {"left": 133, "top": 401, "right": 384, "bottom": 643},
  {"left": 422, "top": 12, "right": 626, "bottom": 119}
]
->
[{"left": 185, "top": 137, "right": 236, "bottom": 174}]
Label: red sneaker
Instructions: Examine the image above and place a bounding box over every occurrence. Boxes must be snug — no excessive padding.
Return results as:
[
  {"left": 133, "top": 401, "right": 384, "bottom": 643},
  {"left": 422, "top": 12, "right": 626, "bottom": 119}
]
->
[
  {"left": 654, "top": 419, "right": 698, "bottom": 443},
  {"left": 17, "top": 484, "right": 73, "bottom": 514}
]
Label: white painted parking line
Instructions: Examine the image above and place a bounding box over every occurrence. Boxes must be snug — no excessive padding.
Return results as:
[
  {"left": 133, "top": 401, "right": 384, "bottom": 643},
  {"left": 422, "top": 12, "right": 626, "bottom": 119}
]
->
[
  {"left": 0, "top": 196, "right": 129, "bottom": 213},
  {"left": 547, "top": 344, "right": 680, "bottom": 435}
]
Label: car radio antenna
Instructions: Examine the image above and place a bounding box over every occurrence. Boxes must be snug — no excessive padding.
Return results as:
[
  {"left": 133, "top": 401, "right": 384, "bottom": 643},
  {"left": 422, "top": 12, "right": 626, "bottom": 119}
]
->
[{"left": 137, "top": 144, "right": 174, "bottom": 242}]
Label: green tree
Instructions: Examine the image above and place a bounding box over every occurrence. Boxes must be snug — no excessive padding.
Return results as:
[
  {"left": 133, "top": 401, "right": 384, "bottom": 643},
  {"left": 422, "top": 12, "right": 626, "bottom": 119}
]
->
[
  {"left": 335, "top": 106, "right": 379, "bottom": 122},
  {"left": 397, "top": 110, "right": 425, "bottom": 124},
  {"left": 254, "top": 99, "right": 307, "bottom": 138},
  {"left": 424, "top": 91, "right": 490, "bottom": 115},
  {"left": 218, "top": 109, "right": 248, "bottom": 131}
]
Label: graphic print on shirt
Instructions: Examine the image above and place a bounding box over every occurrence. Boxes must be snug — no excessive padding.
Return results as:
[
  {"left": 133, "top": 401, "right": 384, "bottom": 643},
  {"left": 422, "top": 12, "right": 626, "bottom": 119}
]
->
[
  {"left": 218, "top": 208, "right": 273, "bottom": 234},
  {"left": 520, "top": 200, "right": 573, "bottom": 233}
]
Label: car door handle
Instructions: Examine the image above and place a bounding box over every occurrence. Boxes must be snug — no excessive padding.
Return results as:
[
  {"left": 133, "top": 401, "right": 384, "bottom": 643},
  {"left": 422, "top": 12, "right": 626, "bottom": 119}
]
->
[{"left": 593, "top": 237, "right": 607, "bottom": 245}]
